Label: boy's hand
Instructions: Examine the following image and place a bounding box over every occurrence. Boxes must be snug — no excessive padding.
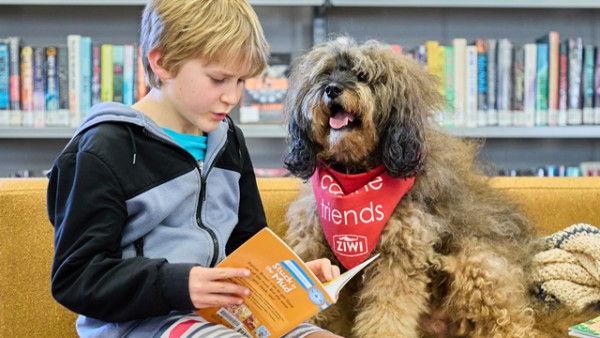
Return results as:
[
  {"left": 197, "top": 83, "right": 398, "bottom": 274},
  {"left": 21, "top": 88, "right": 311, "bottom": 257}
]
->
[
  {"left": 305, "top": 258, "right": 341, "bottom": 283},
  {"left": 188, "top": 266, "right": 251, "bottom": 309}
]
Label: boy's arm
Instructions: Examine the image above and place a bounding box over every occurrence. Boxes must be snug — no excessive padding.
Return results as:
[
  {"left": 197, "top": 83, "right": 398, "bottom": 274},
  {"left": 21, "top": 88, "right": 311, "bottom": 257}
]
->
[{"left": 48, "top": 150, "right": 195, "bottom": 322}]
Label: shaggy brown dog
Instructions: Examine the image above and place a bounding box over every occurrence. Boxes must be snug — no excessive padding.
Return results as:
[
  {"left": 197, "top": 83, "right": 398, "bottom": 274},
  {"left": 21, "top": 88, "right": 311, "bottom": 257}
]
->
[{"left": 282, "top": 38, "right": 594, "bottom": 337}]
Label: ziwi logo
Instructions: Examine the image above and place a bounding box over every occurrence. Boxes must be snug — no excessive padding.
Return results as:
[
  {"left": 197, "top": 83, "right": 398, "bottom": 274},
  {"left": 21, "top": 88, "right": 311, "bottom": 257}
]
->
[{"left": 333, "top": 235, "right": 368, "bottom": 257}]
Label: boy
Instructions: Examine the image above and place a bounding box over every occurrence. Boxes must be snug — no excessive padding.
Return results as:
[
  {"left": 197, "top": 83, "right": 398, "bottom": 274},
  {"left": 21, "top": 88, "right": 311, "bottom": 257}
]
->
[{"left": 46, "top": 0, "right": 342, "bottom": 337}]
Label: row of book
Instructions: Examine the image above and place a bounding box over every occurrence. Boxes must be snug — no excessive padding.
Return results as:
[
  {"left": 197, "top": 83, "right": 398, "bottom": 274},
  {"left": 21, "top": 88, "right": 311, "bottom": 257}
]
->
[
  {"left": 496, "top": 162, "right": 600, "bottom": 177},
  {"left": 405, "top": 32, "right": 600, "bottom": 128},
  {"left": 0, "top": 35, "right": 149, "bottom": 128}
]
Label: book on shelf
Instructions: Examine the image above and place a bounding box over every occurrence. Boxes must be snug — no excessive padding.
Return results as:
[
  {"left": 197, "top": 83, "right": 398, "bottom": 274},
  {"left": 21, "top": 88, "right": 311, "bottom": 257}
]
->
[
  {"left": 475, "top": 39, "right": 488, "bottom": 127},
  {"left": 582, "top": 44, "right": 595, "bottom": 125},
  {"left": 452, "top": 38, "right": 467, "bottom": 127},
  {"left": 100, "top": 44, "right": 113, "bottom": 103},
  {"left": 496, "top": 38, "right": 513, "bottom": 127},
  {"left": 239, "top": 53, "right": 290, "bottom": 124},
  {"left": 595, "top": 45, "right": 600, "bottom": 125},
  {"left": 0, "top": 40, "right": 8, "bottom": 127},
  {"left": 91, "top": 43, "right": 101, "bottom": 106},
  {"left": 80, "top": 36, "right": 92, "bottom": 118},
  {"left": 112, "top": 45, "right": 124, "bottom": 104},
  {"left": 195, "top": 227, "right": 378, "bottom": 338},
  {"left": 465, "top": 44, "right": 478, "bottom": 128},
  {"left": 45, "top": 46, "right": 59, "bottom": 115},
  {"left": 122, "top": 44, "right": 135, "bottom": 106},
  {"left": 8, "top": 36, "right": 21, "bottom": 114},
  {"left": 523, "top": 43, "right": 538, "bottom": 128},
  {"left": 486, "top": 38, "right": 498, "bottom": 126},
  {"left": 443, "top": 44, "right": 455, "bottom": 127},
  {"left": 569, "top": 314, "right": 600, "bottom": 337},
  {"left": 512, "top": 45, "right": 525, "bottom": 127},
  {"left": 558, "top": 39, "right": 569, "bottom": 126},
  {"left": 20, "top": 45, "right": 34, "bottom": 126},
  {"left": 67, "top": 34, "right": 81, "bottom": 127},
  {"left": 567, "top": 37, "right": 583, "bottom": 125},
  {"left": 536, "top": 31, "right": 560, "bottom": 127},
  {"left": 535, "top": 43, "right": 549, "bottom": 126},
  {"left": 136, "top": 45, "right": 148, "bottom": 100}
]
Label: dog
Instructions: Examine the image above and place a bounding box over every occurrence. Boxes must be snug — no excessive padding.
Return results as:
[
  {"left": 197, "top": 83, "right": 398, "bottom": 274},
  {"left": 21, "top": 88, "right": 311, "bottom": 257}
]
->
[{"left": 281, "top": 38, "right": 595, "bottom": 337}]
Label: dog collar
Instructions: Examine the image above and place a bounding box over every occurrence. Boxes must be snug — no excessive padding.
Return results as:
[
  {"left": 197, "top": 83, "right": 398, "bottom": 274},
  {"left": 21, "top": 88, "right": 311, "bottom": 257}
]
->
[{"left": 311, "top": 165, "right": 415, "bottom": 270}]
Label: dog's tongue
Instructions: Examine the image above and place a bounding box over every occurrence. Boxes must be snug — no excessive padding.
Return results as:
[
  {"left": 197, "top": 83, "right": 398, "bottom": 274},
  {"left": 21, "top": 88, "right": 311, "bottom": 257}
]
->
[{"left": 329, "top": 111, "right": 355, "bottom": 129}]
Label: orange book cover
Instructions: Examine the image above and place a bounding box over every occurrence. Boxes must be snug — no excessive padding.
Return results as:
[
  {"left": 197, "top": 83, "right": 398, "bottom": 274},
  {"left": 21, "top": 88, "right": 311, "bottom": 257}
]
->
[{"left": 195, "top": 227, "right": 378, "bottom": 338}]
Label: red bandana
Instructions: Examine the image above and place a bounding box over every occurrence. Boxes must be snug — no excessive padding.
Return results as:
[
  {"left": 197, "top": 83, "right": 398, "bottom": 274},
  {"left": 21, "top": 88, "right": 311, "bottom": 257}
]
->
[{"left": 311, "top": 165, "right": 415, "bottom": 270}]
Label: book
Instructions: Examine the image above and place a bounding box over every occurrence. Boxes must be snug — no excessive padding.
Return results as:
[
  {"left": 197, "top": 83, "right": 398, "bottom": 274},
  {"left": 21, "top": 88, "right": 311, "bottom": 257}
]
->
[
  {"left": 536, "top": 31, "right": 560, "bottom": 126},
  {"left": 7, "top": 36, "right": 21, "bottom": 114},
  {"left": 496, "top": 38, "right": 513, "bottom": 126},
  {"left": 595, "top": 45, "right": 600, "bottom": 125},
  {"left": 136, "top": 45, "right": 147, "bottom": 101},
  {"left": 91, "top": 43, "right": 101, "bottom": 106},
  {"left": 535, "top": 43, "right": 549, "bottom": 126},
  {"left": 67, "top": 34, "right": 81, "bottom": 127},
  {"left": 80, "top": 36, "right": 92, "bottom": 118},
  {"left": 486, "top": 38, "right": 498, "bottom": 126},
  {"left": 32, "top": 46, "right": 46, "bottom": 127},
  {"left": 558, "top": 40, "right": 569, "bottom": 126},
  {"left": 452, "top": 38, "right": 467, "bottom": 127},
  {"left": 443, "top": 44, "right": 455, "bottom": 127},
  {"left": 512, "top": 45, "right": 525, "bottom": 127},
  {"left": 0, "top": 39, "right": 8, "bottom": 126},
  {"left": 0, "top": 40, "right": 9, "bottom": 112},
  {"left": 567, "top": 37, "right": 583, "bottom": 125},
  {"left": 100, "top": 44, "right": 113, "bottom": 102},
  {"left": 45, "top": 46, "right": 59, "bottom": 114},
  {"left": 581, "top": 44, "right": 595, "bottom": 125},
  {"left": 122, "top": 44, "right": 135, "bottom": 106},
  {"left": 57, "top": 45, "right": 70, "bottom": 126},
  {"left": 569, "top": 315, "right": 600, "bottom": 337},
  {"left": 112, "top": 45, "right": 124, "bottom": 104},
  {"left": 475, "top": 39, "right": 488, "bottom": 127},
  {"left": 523, "top": 43, "right": 538, "bottom": 128},
  {"left": 20, "top": 45, "right": 34, "bottom": 126},
  {"left": 195, "top": 227, "right": 378, "bottom": 338},
  {"left": 465, "top": 44, "right": 478, "bottom": 128},
  {"left": 239, "top": 53, "right": 290, "bottom": 124}
]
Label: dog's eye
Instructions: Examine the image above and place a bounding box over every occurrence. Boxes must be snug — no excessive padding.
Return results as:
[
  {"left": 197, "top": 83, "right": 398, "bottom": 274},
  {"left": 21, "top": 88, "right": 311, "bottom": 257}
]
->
[{"left": 357, "top": 72, "right": 368, "bottom": 82}]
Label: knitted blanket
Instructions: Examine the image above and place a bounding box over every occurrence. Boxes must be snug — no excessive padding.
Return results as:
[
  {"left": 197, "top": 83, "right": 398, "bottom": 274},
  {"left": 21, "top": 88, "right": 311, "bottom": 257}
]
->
[{"left": 532, "top": 223, "right": 600, "bottom": 311}]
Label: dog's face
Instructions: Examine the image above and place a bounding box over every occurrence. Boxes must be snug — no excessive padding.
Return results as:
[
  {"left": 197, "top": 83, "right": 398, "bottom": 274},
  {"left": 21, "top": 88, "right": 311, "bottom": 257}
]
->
[{"left": 283, "top": 39, "right": 444, "bottom": 180}]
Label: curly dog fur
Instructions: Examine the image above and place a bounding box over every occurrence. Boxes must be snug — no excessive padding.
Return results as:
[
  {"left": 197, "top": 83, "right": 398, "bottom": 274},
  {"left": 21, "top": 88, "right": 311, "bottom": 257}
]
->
[{"left": 282, "top": 38, "right": 595, "bottom": 337}]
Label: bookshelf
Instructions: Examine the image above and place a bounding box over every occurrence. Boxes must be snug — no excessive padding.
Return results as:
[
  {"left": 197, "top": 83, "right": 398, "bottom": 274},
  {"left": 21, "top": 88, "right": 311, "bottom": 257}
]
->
[{"left": 1, "top": 1, "right": 600, "bottom": 177}]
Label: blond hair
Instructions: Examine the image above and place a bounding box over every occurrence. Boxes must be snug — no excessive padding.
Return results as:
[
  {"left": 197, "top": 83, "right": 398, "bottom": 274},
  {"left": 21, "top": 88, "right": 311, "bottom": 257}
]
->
[{"left": 140, "top": 0, "right": 270, "bottom": 88}]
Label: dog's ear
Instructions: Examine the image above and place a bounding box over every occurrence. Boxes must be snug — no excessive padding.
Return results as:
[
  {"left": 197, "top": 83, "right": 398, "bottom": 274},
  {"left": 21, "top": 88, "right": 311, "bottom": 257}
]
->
[
  {"left": 282, "top": 54, "right": 320, "bottom": 180},
  {"left": 377, "top": 50, "right": 444, "bottom": 178},
  {"left": 283, "top": 113, "right": 319, "bottom": 180}
]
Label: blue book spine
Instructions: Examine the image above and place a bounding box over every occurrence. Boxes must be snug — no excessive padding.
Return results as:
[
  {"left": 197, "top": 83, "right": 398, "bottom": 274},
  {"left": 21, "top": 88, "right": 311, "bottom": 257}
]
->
[
  {"left": 45, "top": 47, "right": 59, "bottom": 112},
  {"left": 80, "top": 36, "right": 92, "bottom": 116},
  {"left": 0, "top": 41, "right": 9, "bottom": 110}
]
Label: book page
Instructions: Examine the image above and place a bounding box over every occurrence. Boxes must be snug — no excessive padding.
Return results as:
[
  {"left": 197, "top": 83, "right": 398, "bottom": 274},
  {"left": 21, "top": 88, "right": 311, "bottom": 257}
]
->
[{"left": 323, "top": 254, "right": 379, "bottom": 301}]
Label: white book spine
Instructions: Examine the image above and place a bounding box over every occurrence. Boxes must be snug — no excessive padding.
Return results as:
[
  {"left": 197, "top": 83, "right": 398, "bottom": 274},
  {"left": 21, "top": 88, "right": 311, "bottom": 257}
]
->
[{"left": 67, "top": 34, "right": 81, "bottom": 127}]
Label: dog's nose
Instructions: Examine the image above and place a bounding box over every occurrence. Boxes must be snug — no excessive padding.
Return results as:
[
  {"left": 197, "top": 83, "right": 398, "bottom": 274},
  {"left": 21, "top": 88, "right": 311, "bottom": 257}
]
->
[{"left": 325, "top": 83, "right": 343, "bottom": 98}]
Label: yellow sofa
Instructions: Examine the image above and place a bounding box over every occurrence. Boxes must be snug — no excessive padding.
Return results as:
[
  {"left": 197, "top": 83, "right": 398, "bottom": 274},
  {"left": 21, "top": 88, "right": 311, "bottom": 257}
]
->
[{"left": 1, "top": 177, "right": 600, "bottom": 337}]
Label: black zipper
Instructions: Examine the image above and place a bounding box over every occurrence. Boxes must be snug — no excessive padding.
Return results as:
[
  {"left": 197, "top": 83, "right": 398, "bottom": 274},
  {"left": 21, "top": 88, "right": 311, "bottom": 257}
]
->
[{"left": 143, "top": 128, "right": 227, "bottom": 267}]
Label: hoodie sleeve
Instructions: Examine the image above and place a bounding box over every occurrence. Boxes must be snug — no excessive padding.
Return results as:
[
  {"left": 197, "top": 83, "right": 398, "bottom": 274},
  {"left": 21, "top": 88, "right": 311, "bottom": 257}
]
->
[
  {"left": 225, "top": 126, "right": 267, "bottom": 255},
  {"left": 47, "top": 145, "right": 196, "bottom": 322}
]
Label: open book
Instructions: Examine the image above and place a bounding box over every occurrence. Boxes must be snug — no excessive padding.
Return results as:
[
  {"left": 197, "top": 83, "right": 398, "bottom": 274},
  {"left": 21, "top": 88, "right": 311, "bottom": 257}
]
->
[
  {"left": 570, "top": 315, "right": 600, "bottom": 338},
  {"left": 195, "top": 227, "right": 378, "bottom": 338}
]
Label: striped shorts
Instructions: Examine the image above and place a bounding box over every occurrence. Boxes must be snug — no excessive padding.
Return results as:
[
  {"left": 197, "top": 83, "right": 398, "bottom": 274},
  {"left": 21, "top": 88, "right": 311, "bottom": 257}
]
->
[{"left": 156, "top": 314, "right": 324, "bottom": 338}]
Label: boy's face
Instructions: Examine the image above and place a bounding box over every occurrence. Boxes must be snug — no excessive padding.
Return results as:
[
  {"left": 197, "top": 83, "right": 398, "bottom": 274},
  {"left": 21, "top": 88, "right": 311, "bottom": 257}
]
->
[{"left": 161, "top": 57, "right": 252, "bottom": 134}]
